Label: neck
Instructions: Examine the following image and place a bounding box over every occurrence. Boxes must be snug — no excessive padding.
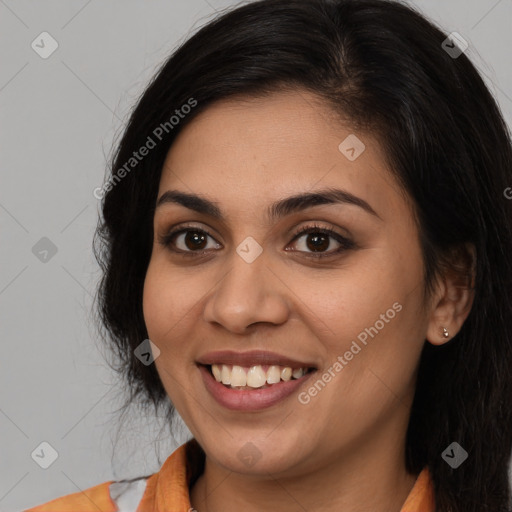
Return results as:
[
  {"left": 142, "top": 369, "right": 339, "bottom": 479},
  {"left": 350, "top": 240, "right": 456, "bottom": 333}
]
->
[{"left": 189, "top": 417, "right": 419, "bottom": 512}]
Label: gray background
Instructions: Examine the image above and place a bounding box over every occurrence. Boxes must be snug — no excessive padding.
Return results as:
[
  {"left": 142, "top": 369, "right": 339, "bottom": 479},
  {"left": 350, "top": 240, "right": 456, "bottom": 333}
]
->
[{"left": 1, "top": 0, "right": 511, "bottom": 510}]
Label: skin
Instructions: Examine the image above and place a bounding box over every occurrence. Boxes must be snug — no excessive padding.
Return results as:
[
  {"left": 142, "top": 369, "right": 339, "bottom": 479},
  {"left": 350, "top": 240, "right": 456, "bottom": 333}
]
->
[{"left": 142, "top": 89, "right": 474, "bottom": 512}]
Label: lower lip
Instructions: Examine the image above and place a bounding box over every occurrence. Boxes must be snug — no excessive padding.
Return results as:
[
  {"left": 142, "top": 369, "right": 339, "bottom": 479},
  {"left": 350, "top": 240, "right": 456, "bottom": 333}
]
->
[{"left": 198, "top": 364, "right": 316, "bottom": 411}]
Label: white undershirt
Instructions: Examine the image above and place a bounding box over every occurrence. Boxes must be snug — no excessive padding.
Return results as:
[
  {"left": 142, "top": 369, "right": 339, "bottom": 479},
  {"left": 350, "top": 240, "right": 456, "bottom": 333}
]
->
[{"left": 108, "top": 478, "right": 148, "bottom": 511}]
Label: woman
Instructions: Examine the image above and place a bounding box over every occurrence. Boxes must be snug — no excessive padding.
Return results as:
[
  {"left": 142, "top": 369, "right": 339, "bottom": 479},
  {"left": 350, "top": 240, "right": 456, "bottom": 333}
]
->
[{"left": 25, "top": 0, "right": 512, "bottom": 511}]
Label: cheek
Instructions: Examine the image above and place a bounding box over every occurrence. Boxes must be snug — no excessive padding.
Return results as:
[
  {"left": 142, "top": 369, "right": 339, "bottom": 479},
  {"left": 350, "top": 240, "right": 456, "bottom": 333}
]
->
[
  {"left": 295, "top": 257, "right": 424, "bottom": 397},
  {"left": 142, "top": 263, "right": 167, "bottom": 337},
  {"left": 142, "top": 260, "right": 214, "bottom": 383},
  {"left": 142, "top": 259, "right": 197, "bottom": 337},
  {"left": 142, "top": 262, "right": 197, "bottom": 403},
  {"left": 295, "top": 260, "right": 399, "bottom": 343},
  {"left": 297, "top": 279, "right": 423, "bottom": 442}
]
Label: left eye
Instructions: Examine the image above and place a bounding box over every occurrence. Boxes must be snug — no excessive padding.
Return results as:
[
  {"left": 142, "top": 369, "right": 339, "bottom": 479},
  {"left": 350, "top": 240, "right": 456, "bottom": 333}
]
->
[
  {"left": 158, "top": 224, "right": 354, "bottom": 258},
  {"left": 290, "top": 227, "right": 347, "bottom": 254}
]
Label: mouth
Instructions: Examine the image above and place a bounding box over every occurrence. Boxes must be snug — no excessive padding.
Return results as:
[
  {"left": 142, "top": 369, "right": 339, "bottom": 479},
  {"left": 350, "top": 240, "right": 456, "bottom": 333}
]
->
[
  {"left": 199, "top": 363, "right": 317, "bottom": 390},
  {"left": 195, "top": 349, "right": 319, "bottom": 410},
  {"left": 197, "top": 361, "right": 318, "bottom": 411}
]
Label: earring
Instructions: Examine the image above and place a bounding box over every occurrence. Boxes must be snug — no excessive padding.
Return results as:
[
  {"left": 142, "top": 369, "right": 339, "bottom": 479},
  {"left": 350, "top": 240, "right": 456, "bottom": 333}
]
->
[{"left": 442, "top": 327, "right": 450, "bottom": 338}]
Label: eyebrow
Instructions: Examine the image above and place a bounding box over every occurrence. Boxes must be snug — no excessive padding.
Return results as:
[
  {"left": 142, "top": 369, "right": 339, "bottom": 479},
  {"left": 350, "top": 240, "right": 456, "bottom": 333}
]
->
[{"left": 155, "top": 187, "right": 382, "bottom": 222}]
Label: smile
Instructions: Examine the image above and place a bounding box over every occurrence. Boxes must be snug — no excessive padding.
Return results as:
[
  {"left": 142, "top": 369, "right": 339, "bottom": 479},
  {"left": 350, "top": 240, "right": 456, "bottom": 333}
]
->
[
  {"left": 197, "top": 363, "right": 317, "bottom": 411},
  {"left": 207, "top": 363, "right": 315, "bottom": 389}
]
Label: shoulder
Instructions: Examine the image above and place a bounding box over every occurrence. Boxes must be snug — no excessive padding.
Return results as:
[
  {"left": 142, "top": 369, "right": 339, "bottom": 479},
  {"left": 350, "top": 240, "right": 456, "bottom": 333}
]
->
[
  {"left": 24, "top": 477, "right": 150, "bottom": 512},
  {"left": 23, "top": 440, "right": 199, "bottom": 512}
]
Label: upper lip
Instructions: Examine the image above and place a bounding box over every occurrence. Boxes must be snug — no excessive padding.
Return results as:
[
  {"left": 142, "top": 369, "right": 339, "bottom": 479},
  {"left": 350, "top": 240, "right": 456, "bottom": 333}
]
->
[{"left": 196, "top": 350, "right": 317, "bottom": 369}]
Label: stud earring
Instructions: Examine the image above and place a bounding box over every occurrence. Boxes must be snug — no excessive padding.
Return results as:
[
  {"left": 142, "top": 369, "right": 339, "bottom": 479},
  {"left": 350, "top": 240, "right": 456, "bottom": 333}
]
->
[{"left": 442, "top": 327, "right": 450, "bottom": 338}]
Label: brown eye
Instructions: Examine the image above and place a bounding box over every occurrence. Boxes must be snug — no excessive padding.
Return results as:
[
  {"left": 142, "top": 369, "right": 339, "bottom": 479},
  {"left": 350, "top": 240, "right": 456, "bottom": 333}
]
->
[
  {"left": 181, "top": 230, "right": 208, "bottom": 250},
  {"left": 158, "top": 222, "right": 354, "bottom": 259},
  {"left": 288, "top": 224, "right": 354, "bottom": 257},
  {"left": 297, "top": 232, "right": 331, "bottom": 252},
  {"left": 159, "top": 227, "right": 221, "bottom": 254}
]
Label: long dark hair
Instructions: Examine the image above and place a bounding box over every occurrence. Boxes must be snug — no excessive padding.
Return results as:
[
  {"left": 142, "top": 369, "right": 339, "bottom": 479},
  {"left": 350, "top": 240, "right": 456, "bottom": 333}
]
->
[{"left": 92, "top": 0, "right": 512, "bottom": 509}]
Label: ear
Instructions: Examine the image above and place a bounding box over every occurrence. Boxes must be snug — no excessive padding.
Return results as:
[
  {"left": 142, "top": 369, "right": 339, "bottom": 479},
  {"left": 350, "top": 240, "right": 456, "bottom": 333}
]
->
[{"left": 426, "top": 243, "right": 476, "bottom": 346}]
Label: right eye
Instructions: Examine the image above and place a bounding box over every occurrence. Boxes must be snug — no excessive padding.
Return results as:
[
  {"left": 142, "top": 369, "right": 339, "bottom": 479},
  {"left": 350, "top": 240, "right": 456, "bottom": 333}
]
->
[{"left": 158, "top": 225, "right": 222, "bottom": 255}]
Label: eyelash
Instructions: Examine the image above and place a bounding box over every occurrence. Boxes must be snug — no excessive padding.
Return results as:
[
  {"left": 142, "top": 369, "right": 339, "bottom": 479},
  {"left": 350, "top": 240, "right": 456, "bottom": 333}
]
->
[{"left": 158, "top": 222, "right": 355, "bottom": 259}]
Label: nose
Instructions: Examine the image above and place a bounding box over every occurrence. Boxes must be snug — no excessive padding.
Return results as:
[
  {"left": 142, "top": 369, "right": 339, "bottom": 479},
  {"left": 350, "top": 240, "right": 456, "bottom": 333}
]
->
[{"left": 202, "top": 250, "right": 290, "bottom": 334}]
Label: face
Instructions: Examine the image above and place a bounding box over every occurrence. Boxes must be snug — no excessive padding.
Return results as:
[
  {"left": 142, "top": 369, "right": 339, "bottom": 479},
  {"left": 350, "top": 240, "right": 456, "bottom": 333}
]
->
[{"left": 143, "top": 89, "right": 431, "bottom": 477}]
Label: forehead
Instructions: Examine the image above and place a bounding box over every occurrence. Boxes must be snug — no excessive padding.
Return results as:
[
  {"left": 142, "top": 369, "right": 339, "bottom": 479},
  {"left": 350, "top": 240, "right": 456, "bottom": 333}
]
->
[{"left": 157, "top": 90, "right": 406, "bottom": 224}]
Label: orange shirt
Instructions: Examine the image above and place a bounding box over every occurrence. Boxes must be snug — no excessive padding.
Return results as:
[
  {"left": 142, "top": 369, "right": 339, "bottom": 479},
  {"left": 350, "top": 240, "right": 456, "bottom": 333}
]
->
[{"left": 24, "top": 438, "right": 435, "bottom": 511}]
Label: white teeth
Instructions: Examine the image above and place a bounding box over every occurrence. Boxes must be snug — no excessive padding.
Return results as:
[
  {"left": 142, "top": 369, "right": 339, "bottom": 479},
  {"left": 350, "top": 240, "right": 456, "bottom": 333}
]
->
[
  {"left": 247, "top": 366, "right": 267, "bottom": 387},
  {"left": 210, "top": 363, "right": 310, "bottom": 388},
  {"left": 221, "top": 364, "right": 231, "bottom": 385},
  {"left": 230, "top": 365, "right": 247, "bottom": 387},
  {"left": 266, "top": 365, "right": 281, "bottom": 384},
  {"left": 281, "top": 367, "right": 292, "bottom": 381},
  {"left": 292, "top": 368, "right": 305, "bottom": 379},
  {"left": 211, "top": 364, "right": 222, "bottom": 382}
]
